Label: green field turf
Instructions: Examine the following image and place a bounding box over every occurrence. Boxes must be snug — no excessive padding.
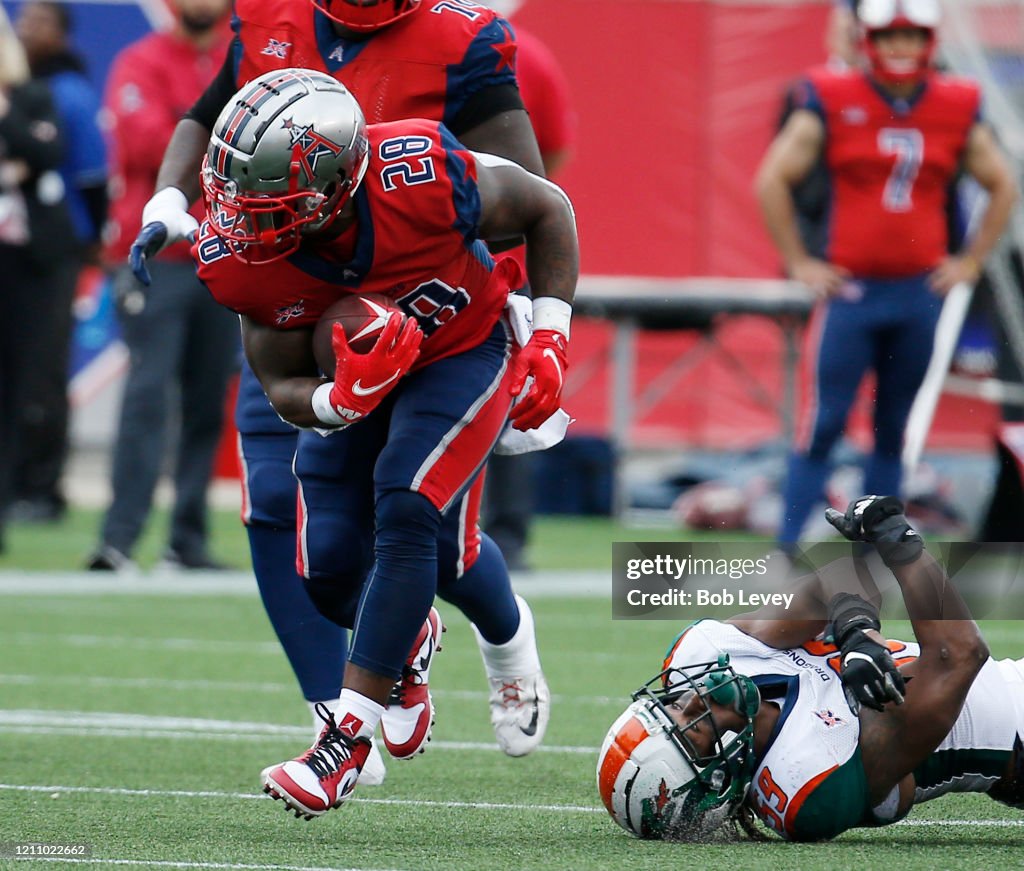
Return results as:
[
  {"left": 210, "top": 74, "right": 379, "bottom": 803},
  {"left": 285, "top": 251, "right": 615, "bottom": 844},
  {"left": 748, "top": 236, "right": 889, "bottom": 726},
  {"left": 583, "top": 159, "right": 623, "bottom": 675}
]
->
[
  {"left": 0, "top": 508, "right": 749, "bottom": 572},
  {"left": 0, "top": 580, "right": 1022, "bottom": 871}
]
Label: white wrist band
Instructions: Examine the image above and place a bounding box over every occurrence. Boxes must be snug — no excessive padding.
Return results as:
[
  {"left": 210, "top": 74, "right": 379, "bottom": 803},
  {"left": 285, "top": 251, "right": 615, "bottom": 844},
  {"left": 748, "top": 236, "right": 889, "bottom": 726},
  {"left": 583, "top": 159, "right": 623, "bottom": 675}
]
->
[
  {"left": 532, "top": 296, "right": 572, "bottom": 340},
  {"left": 311, "top": 383, "right": 348, "bottom": 427},
  {"left": 142, "top": 186, "right": 189, "bottom": 224}
]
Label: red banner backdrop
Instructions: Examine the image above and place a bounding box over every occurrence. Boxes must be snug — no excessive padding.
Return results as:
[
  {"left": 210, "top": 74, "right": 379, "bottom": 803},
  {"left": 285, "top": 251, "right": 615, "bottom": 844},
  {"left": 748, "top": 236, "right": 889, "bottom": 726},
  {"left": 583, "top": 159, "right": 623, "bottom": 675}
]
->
[
  {"left": 510, "top": 0, "right": 998, "bottom": 452},
  {"left": 515, "top": 0, "right": 832, "bottom": 276}
]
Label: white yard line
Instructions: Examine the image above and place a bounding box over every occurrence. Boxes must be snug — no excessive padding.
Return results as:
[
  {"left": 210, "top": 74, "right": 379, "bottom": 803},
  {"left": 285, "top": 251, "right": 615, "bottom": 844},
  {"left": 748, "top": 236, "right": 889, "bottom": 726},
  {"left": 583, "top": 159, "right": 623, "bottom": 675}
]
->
[
  {"left": 895, "top": 819, "right": 1024, "bottom": 827},
  {"left": 0, "top": 783, "right": 1019, "bottom": 830},
  {"left": 4, "top": 632, "right": 621, "bottom": 663},
  {"left": 0, "top": 782, "right": 601, "bottom": 814},
  {"left": 0, "top": 674, "right": 622, "bottom": 706},
  {"left": 0, "top": 571, "right": 609, "bottom": 598},
  {"left": 14, "top": 858, "right": 403, "bottom": 871},
  {"left": 0, "top": 709, "right": 596, "bottom": 754},
  {"left": 5, "top": 633, "right": 284, "bottom": 654}
]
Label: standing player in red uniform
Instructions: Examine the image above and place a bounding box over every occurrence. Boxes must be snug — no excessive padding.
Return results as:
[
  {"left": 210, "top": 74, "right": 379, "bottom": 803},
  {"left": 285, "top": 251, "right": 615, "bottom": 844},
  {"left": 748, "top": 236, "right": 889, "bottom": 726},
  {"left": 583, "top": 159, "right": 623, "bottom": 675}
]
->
[
  {"left": 756, "top": 0, "right": 1017, "bottom": 548},
  {"left": 127, "top": 0, "right": 551, "bottom": 770},
  {"left": 192, "top": 69, "right": 578, "bottom": 818}
]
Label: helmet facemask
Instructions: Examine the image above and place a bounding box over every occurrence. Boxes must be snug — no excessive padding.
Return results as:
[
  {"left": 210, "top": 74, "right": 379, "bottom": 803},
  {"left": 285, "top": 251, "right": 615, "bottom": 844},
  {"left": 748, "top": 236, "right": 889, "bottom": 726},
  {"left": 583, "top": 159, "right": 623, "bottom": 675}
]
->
[
  {"left": 312, "top": 0, "right": 420, "bottom": 32},
  {"left": 597, "top": 655, "right": 759, "bottom": 841}
]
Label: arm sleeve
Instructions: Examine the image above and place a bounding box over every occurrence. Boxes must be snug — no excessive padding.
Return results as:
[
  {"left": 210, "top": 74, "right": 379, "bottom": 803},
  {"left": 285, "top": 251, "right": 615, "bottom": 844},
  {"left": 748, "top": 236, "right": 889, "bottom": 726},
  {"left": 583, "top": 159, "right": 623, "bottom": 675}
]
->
[
  {"left": 448, "top": 82, "right": 524, "bottom": 137},
  {"left": 184, "top": 44, "right": 240, "bottom": 131},
  {"left": 438, "top": 123, "right": 481, "bottom": 245}
]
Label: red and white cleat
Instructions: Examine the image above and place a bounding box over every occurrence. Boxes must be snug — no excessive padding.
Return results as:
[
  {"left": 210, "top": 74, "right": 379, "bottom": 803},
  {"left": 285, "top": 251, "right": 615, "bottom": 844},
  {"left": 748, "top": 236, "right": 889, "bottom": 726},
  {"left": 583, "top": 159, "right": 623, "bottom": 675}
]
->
[
  {"left": 380, "top": 606, "right": 444, "bottom": 759},
  {"left": 261, "top": 704, "right": 371, "bottom": 820}
]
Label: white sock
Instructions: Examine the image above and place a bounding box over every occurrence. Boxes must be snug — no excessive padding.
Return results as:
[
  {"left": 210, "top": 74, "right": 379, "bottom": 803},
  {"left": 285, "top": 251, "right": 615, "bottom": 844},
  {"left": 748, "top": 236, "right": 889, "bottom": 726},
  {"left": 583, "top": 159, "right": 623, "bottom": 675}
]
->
[
  {"left": 473, "top": 595, "right": 541, "bottom": 678},
  {"left": 335, "top": 689, "right": 386, "bottom": 740}
]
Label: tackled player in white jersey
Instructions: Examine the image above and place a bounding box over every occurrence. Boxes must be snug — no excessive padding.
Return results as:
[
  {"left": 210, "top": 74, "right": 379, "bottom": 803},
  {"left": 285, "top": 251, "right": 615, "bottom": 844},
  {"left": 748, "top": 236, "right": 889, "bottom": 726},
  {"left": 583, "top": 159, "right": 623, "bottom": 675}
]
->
[{"left": 598, "top": 495, "right": 1024, "bottom": 841}]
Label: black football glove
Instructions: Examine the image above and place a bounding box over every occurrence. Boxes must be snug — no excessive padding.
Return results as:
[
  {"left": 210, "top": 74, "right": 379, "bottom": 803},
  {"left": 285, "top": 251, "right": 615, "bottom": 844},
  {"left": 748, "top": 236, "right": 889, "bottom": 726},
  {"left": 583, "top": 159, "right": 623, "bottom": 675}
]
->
[
  {"left": 827, "top": 592, "right": 906, "bottom": 716},
  {"left": 836, "top": 628, "right": 906, "bottom": 715},
  {"left": 129, "top": 222, "right": 169, "bottom": 287},
  {"left": 824, "top": 495, "right": 923, "bottom": 567}
]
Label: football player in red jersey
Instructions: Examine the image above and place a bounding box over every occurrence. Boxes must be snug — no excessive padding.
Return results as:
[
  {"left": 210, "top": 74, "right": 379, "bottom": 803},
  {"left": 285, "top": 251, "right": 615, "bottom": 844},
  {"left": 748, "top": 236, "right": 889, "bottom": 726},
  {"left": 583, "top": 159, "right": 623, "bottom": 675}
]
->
[
  {"left": 125, "top": 0, "right": 552, "bottom": 773},
  {"left": 756, "top": 0, "right": 1018, "bottom": 549},
  {"left": 192, "top": 69, "right": 577, "bottom": 819}
]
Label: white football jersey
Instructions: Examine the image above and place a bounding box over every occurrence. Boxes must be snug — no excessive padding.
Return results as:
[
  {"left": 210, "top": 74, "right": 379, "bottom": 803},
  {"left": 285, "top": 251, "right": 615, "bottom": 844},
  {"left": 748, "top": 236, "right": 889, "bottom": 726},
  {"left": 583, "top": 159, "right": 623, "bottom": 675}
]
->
[{"left": 663, "top": 620, "right": 1020, "bottom": 840}]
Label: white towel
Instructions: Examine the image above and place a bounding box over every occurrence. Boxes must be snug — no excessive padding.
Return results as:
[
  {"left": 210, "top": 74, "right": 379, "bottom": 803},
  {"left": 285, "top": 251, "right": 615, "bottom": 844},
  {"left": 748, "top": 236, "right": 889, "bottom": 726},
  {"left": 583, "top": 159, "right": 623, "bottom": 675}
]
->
[{"left": 495, "top": 408, "right": 572, "bottom": 455}]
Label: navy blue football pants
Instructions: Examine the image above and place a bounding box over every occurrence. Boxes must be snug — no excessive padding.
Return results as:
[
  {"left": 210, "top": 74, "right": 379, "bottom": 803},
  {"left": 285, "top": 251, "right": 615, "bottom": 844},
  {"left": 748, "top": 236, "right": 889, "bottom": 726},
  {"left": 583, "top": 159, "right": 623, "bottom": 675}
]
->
[
  {"left": 237, "top": 321, "right": 520, "bottom": 694},
  {"left": 779, "top": 274, "right": 942, "bottom": 545}
]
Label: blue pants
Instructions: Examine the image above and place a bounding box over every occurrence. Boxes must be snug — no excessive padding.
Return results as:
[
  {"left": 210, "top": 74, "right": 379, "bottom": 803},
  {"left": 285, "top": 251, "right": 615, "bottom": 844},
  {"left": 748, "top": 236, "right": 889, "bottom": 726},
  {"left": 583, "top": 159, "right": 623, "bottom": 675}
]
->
[
  {"left": 296, "top": 322, "right": 515, "bottom": 679},
  {"left": 779, "top": 274, "right": 942, "bottom": 544},
  {"left": 102, "top": 262, "right": 239, "bottom": 559}
]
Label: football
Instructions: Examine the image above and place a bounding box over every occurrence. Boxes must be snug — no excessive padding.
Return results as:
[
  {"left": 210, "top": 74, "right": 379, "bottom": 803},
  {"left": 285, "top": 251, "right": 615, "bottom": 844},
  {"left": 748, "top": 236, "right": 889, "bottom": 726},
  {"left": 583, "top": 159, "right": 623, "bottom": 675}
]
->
[{"left": 312, "top": 293, "right": 403, "bottom": 377}]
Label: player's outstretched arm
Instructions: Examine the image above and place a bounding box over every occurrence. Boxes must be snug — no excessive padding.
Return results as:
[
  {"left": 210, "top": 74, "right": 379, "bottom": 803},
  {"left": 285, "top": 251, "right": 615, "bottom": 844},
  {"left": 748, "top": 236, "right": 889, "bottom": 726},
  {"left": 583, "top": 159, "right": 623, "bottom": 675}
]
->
[
  {"left": 728, "top": 551, "right": 883, "bottom": 648},
  {"left": 128, "top": 120, "right": 212, "bottom": 285},
  {"left": 474, "top": 154, "right": 578, "bottom": 430},
  {"left": 154, "top": 118, "right": 211, "bottom": 204},
  {"left": 826, "top": 496, "right": 989, "bottom": 805},
  {"left": 130, "top": 50, "right": 235, "bottom": 284}
]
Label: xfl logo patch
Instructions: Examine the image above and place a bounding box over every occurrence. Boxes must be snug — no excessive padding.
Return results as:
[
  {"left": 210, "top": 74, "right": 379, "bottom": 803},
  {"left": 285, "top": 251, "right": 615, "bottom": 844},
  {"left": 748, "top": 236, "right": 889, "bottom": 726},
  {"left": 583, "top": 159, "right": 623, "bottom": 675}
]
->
[{"left": 260, "top": 38, "right": 291, "bottom": 59}]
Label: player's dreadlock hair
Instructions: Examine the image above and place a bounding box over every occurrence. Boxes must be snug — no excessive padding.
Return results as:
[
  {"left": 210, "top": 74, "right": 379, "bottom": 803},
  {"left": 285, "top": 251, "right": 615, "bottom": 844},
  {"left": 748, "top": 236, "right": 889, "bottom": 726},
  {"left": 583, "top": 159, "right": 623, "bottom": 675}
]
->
[{"left": 732, "top": 805, "right": 772, "bottom": 841}]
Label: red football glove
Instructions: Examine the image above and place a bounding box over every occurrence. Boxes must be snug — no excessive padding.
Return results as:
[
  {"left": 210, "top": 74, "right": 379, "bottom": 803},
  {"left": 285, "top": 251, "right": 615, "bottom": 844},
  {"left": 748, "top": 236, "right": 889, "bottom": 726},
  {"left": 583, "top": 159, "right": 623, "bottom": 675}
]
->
[
  {"left": 328, "top": 314, "right": 423, "bottom": 423},
  {"left": 509, "top": 329, "right": 568, "bottom": 431}
]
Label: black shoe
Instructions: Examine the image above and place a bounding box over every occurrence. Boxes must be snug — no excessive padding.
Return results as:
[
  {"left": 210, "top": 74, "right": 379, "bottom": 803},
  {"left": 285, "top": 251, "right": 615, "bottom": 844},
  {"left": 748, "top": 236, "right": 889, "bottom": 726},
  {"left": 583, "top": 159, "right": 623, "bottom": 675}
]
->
[
  {"left": 156, "top": 549, "right": 229, "bottom": 571},
  {"left": 85, "top": 544, "right": 138, "bottom": 573}
]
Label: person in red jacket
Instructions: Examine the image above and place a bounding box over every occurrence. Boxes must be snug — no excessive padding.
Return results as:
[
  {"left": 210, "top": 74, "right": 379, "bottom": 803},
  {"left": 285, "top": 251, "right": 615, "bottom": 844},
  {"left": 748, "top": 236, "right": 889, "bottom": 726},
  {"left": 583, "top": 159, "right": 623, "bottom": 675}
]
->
[{"left": 86, "top": 0, "right": 239, "bottom": 573}]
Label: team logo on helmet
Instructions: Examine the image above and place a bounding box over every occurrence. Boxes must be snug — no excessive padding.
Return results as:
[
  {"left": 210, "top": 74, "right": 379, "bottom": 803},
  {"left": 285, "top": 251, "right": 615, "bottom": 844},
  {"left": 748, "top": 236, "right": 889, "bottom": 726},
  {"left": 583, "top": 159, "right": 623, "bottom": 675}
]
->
[{"left": 282, "top": 118, "right": 345, "bottom": 180}]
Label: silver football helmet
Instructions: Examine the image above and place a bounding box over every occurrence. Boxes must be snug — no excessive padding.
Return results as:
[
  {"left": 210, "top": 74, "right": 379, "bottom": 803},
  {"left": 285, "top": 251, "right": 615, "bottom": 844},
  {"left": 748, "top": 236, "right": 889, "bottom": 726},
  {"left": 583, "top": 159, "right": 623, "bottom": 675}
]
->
[
  {"left": 597, "top": 654, "right": 759, "bottom": 840},
  {"left": 201, "top": 68, "right": 370, "bottom": 264}
]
